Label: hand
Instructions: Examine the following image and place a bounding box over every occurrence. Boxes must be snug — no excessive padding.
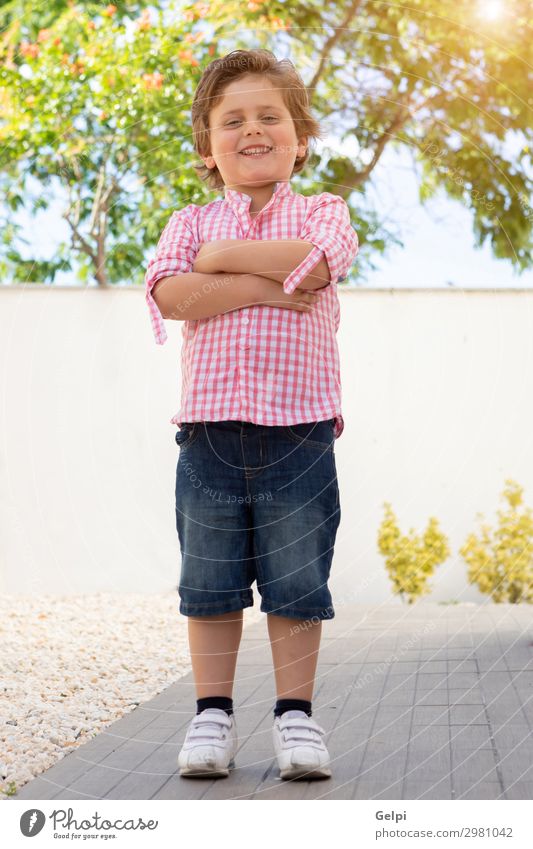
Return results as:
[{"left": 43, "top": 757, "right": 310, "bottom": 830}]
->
[
  {"left": 253, "top": 276, "right": 321, "bottom": 313},
  {"left": 193, "top": 242, "right": 219, "bottom": 274}
]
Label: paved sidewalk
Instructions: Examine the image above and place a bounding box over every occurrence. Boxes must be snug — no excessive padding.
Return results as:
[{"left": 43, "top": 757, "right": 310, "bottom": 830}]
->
[{"left": 12, "top": 602, "right": 533, "bottom": 800}]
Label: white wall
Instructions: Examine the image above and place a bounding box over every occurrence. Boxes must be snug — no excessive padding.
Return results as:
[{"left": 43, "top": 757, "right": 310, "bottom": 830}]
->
[{"left": 1, "top": 285, "right": 532, "bottom": 603}]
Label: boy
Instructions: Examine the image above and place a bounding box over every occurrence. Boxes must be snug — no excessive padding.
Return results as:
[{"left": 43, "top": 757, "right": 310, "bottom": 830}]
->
[{"left": 144, "top": 48, "right": 359, "bottom": 781}]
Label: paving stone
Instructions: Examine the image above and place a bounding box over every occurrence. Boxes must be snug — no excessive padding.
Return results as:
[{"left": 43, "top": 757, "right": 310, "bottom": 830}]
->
[{"left": 11, "top": 603, "right": 533, "bottom": 801}]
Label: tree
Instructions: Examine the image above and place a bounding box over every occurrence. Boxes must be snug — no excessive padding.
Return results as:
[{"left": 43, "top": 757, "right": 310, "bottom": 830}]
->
[
  {"left": 0, "top": 0, "right": 136, "bottom": 37},
  {"left": 0, "top": 3, "right": 215, "bottom": 283},
  {"left": 0, "top": 0, "right": 532, "bottom": 284}
]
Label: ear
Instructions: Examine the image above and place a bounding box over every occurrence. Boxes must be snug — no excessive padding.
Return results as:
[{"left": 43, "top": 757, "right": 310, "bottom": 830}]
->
[
  {"left": 202, "top": 154, "right": 216, "bottom": 170},
  {"left": 296, "top": 136, "right": 308, "bottom": 158}
]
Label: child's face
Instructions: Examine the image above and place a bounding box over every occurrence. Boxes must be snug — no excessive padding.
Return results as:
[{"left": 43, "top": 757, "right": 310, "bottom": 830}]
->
[{"left": 203, "top": 74, "right": 307, "bottom": 194}]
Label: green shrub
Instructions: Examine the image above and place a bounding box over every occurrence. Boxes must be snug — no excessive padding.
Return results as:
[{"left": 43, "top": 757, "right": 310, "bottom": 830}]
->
[
  {"left": 460, "top": 479, "right": 533, "bottom": 603},
  {"left": 377, "top": 502, "right": 450, "bottom": 604}
]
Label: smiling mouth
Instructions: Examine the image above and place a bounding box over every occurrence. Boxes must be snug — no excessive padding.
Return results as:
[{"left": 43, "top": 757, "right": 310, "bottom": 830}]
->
[{"left": 239, "top": 147, "right": 272, "bottom": 157}]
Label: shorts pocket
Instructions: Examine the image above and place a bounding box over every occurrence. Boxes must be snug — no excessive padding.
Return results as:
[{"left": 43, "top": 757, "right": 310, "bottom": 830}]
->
[
  {"left": 282, "top": 418, "right": 335, "bottom": 451},
  {"left": 175, "top": 422, "right": 199, "bottom": 451}
]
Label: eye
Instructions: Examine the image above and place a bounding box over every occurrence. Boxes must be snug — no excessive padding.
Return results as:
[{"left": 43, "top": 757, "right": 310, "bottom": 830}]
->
[{"left": 224, "top": 116, "right": 279, "bottom": 127}]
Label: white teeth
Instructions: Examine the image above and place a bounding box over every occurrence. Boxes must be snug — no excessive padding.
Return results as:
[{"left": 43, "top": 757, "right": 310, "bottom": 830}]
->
[{"left": 240, "top": 148, "right": 271, "bottom": 155}]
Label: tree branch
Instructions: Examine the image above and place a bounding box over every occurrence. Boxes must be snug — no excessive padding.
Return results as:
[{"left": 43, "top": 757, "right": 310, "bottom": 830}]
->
[
  {"left": 350, "top": 96, "right": 413, "bottom": 187},
  {"left": 308, "top": 0, "right": 363, "bottom": 95},
  {"left": 95, "top": 175, "right": 119, "bottom": 286},
  {"left": 88, "top": 164, "right": 106, "bottom": 237},
  {"left": 63, "top": 206, "right": 98, "bottom": 267}
]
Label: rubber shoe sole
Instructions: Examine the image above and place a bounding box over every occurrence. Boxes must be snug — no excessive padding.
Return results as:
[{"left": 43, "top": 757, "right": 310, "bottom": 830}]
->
[
  {"left": 179, "top": 757, "right": 236, "bottom": 779},
  {"left": 279, "top": 761, "right": 332, "bottom": 781}
]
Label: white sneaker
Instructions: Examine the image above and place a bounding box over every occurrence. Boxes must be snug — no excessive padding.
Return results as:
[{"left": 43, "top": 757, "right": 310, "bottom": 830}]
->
[
  {"left": 178, "top": 708, "right": 238, "bottom": 778},
  {"left": 272, "top": 709, "right": 332, "bottom": 780}
]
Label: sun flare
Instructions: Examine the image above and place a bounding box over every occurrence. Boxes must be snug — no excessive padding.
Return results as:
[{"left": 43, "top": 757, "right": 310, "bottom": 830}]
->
[{"left": 482, "top": 0, "right": 505, "bottom": 21}]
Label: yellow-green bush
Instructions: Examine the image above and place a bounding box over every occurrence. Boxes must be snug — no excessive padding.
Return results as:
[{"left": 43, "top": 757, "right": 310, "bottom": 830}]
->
[
  {"left": 460, "top": 479, "right": 533, "bottom": 604},
  {"left": 377, "top": 503, "right": 450, "bottom": 604}
]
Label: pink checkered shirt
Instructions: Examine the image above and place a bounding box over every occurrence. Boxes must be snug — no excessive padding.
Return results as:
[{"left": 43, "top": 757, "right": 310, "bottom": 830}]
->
[{"left": 144, "top": 180, "right": 359, "bottom": 439}]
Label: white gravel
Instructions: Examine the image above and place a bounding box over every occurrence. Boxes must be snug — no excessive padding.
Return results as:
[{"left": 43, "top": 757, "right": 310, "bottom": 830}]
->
[{"left": 0, "top": 592, "right": 263, "bottom": 798}]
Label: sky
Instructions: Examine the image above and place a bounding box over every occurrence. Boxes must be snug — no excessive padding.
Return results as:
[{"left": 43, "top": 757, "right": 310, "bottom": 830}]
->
[
  {"left": 13, "top": 137, "right": 530, "bottom": 290},
  {"left": 316, "top": 136, "right": 532, "bottom": 290}
]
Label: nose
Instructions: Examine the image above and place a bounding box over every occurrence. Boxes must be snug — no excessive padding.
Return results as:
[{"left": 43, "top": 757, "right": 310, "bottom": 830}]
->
[{"left": 243, "top": 119, "right": 264, "bottom": 134}]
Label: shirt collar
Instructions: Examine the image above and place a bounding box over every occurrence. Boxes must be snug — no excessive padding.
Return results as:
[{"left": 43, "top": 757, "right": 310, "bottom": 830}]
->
[{"left": 223, "top": 180, "right": 293, "bottom": 215}]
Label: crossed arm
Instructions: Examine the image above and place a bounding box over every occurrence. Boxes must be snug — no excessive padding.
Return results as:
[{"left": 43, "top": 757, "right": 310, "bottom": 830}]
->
[
  {"left": 192, "top": 239, "right": 331, "bottom": 291},
  {"left": 151, "top": 239, "right": 331, "bottom": 321}
]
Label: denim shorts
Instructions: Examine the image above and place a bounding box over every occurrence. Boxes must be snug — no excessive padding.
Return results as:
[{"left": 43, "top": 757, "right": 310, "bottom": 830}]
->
[{"left": 174, "top": 418, "right": 341, "bottom": 621}]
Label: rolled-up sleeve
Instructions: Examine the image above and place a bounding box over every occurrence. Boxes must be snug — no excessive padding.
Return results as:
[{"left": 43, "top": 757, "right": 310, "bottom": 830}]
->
[
  {"left": 144, "top": 205, "right": 198, "bottom": 345},
  {"left": 282, "top": 193, "right": 359, "bottom": 295}
]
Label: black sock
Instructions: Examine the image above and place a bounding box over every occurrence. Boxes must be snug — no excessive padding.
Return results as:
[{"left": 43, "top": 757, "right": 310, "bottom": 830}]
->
[
  {"left": 274, "top": 698, "right": 312, "bottom": 717},
  {"left": 196, "top": 696, "right": 233, "bottom": 717}
]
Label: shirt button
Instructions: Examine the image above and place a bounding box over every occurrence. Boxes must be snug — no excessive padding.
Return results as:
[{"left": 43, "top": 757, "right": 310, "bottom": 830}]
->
[{"left": 242, "top": 317, "right": 249, "bottom": 325}]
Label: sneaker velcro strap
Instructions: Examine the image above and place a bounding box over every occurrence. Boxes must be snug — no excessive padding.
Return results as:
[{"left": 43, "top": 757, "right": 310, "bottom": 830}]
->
[
  {"left": 187, "top": 714, "right": 232, "bottom": 741},
  {"left": 282, "top": 732, "right": 321, "bottom": 744},
  {"left": 189, "top": 732, "right": 226, "bottom": 741},
  {"left": 193, "top": 713, "right": 232, "bottom": 729},
  {"left": 279, "top": 718, "right": 324, "bottom": 735}
]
